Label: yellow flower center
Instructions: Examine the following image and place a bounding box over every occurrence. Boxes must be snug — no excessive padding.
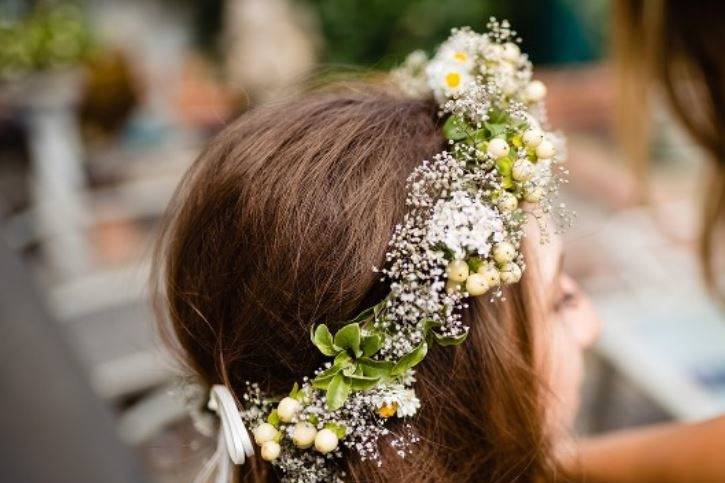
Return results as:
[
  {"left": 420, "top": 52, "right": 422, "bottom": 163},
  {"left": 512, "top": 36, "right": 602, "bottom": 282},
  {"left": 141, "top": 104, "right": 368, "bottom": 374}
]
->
[
  {"left": 445, "top": 72, "right": 461, "bottom": 89},
  {"left": 378, "top": 403, "right": 398, "bottom": 418},
  {"left": 453, "top": 51, "right": 468, "bottom": 63}
]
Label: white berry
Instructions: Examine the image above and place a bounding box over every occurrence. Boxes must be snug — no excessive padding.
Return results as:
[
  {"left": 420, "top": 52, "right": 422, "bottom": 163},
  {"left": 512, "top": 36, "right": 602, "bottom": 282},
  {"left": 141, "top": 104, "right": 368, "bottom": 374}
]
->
[
  {"left": 487, "top": 138, "right": 509, "bottom": 158},
  {"left": 465, "top": 273, "right": 489, "bottom": 296},
  {"left": 493, "top": 242, "right": 516, "bottom": 264},
  {"left": 277, "top": 397, "right": 301, "bottom": 423},
  {"left": 253, "top": 423, "right": 278, "bottom": 445},
  {"left": 445, "top": 279, "right": 462, "bottom": 294},
  {"left": 524, "top": 185, "right": 545, "bottom": 203},
  {"left": 314, "top": 428, "right": 339, "bottom": 454},
  {"left": 502, "top": 42, "right": 520, "bottom": 62},
  {"left": 512, "top": 159, "right": 535, "bottom": 181},
  {"left": 261, "top": 441, "right": 281, "bottom": 461},
  {"left": 497, "top": 192, "right": 518, "bottom": 212},
  {"left": 526, "top": 80, "right": 547, "bottom": 102},
  {"left": 292, "top": 422, "right": 317, "bottom": 449},
  {"left": 500, "top": 262, "right": 523, "bottom": 284},
  {"left": 446, "top": 259, "right": 469, "bottom": 283},
  {"left": 522, "top": 128, "right": 543, "bottom": 147},
  {"left": 478, "top": 263, "right": 500, "bottom": 287},
  {"left": 535, "top": 139, "right": 555, "bottom": 159}
]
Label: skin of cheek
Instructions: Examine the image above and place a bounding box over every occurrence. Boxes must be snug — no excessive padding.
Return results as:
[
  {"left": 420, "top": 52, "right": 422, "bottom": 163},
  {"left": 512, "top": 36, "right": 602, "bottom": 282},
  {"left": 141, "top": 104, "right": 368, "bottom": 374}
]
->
[{"left": 525, "top": 225, "right": 587, "bottom": 439}]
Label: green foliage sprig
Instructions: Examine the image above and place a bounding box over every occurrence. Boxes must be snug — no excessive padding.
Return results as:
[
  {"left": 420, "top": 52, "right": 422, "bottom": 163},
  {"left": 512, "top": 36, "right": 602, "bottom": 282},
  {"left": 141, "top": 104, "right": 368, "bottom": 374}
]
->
[{"left": 309, "top": 294, "right": 471, "bottom": 410}]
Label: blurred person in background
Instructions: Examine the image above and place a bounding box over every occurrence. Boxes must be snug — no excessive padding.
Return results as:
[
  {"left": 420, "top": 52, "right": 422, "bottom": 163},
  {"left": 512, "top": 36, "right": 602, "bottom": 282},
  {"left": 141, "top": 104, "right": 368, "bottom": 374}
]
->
[
  {"left": 613, "top": 0, "right": 724, "bottom": 297},
  {"left": 561, "top": 1, "right": 725, "bottom": 481}
]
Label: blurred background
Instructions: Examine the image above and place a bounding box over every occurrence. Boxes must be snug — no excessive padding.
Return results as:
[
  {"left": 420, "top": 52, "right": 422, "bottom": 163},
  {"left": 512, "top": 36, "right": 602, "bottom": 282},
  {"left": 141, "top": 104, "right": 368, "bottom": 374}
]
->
[{"left": 0, "top": 0, "right": 722, "bottom": 481}]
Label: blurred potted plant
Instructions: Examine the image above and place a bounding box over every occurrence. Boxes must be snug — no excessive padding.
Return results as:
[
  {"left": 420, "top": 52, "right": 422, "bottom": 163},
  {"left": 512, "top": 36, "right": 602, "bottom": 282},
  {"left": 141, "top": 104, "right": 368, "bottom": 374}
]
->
[
  {"left": 0, "top": 3, "right": 95, "bottom": 277},
  {"left": 0, "top": 2, "right": 92, "bottom": 105}
]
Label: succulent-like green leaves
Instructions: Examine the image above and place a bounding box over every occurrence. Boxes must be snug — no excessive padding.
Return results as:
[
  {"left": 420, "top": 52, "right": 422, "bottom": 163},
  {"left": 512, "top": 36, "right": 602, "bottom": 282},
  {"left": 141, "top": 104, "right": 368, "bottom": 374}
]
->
[
  {"left": 308, "top": 298, "right": 456, "bottom": 409},
  {"left": 442, "top": 115, "right": 468, "bottom": 141},
  {"left": 423, "top": 318, "right": 469, "bottom": 347},
  {"left": 361, "top": 333, "right": 383, "bottom": 357},
  {"left": 432, "top": 330, "right": 469, "bottom": 346},
  {"left": 326, "top": 373, "right": 351, "bottom": 411},
  {"left": 334, "top": 323, "right": 362, "bottom": 357},
  {"left": 347, "top": 373, "right": 381, "bottom": 391},
  {"left": 358, "top": 357, "right": 393, "bottom": 378},
  {"left": 311, "top": 324, "right": 336, "bottom": 356},
  {"left": 391, "top": 341, "right": 428, "bottom": 376}
]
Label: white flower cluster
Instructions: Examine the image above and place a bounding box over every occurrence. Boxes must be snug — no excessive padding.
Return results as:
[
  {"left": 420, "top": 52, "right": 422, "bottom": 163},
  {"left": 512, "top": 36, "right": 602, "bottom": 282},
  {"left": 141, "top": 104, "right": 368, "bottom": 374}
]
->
[
  {"left": 426, "top": 190, "right": 505, "bottom": 260},
  {"left": 418, "top": 20, "right": 536, "bottom": 107},
  {"left": 205, "top": 19, "right": 569, "bottom": 483},
  {"left": 370, "top": 384, "right": 421, "bottom": 418}
]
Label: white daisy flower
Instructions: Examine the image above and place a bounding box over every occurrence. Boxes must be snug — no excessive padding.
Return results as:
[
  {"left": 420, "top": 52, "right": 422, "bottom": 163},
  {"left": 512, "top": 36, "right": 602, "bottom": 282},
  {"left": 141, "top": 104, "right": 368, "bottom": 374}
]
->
[
  {"left": 372, "top": 385, "right": 421, "bottom": 418},
  {"left": 425, "top": 61, "right": 474, "bottom": 100}
]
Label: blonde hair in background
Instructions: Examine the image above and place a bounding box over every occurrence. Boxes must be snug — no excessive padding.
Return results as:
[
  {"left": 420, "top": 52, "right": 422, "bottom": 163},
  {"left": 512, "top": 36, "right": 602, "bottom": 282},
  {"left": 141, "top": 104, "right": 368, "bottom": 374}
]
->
[{"left": 613, "top": 0, "right": 725, "bottom": 299}]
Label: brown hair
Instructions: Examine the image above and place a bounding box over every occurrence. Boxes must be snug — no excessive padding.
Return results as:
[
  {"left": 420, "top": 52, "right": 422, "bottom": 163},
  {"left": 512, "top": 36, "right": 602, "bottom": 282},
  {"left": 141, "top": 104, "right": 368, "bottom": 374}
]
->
[
  {"left": 153, "top": 86, "right": 558, "bottom": 481},
  {"left": 613, "top": 0, "right": 725, "bottom": 298}
]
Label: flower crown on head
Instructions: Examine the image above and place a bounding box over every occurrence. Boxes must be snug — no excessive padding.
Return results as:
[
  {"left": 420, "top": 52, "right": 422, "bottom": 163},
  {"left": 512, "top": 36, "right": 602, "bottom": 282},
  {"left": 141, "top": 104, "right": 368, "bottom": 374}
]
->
[{"left": 194, "top": 18, "right": 570, "bottom": 483}]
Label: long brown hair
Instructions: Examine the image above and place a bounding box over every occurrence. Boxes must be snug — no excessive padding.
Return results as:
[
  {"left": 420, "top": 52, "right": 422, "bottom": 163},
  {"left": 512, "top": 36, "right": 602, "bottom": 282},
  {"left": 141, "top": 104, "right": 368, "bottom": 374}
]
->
[
  {"left": 613, "top": 0, "right": 725, "bottom": 298},
  {"left": 153, "top": 86, "right": 559, "bottom": 482}
]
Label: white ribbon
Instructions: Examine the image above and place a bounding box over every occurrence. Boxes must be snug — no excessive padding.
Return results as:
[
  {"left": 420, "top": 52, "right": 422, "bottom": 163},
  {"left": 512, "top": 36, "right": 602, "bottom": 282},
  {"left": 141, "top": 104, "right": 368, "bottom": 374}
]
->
[{"left": 193, "top": 385, "right": 255, "bottom": 483}]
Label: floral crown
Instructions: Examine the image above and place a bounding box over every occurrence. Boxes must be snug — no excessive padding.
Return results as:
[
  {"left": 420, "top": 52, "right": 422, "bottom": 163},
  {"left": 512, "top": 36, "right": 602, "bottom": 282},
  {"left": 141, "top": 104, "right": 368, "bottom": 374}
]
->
[{"left": 193, "top": 19, "right": 569, "bottom": 483}]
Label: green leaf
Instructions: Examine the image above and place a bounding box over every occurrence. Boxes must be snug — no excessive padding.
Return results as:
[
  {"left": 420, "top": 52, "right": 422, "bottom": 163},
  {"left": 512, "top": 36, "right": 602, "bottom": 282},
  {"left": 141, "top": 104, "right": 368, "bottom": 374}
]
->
[
  {"left": 311, "top": 324, "right": 336, "bottom": 356},
  {"left": 334, "top": 323, "right": 362, "bottom": 357},
  {"left": 349, "top": 306, "right": 375, "bottom": 325},
  {"left": 326, "top": 374, "right": 351, "bottom": 410},
  {"left": 495, "top": 156, "right": 514, "bottom": 176},
  {"left": 323, "top": 422, "right": 347, "bottom": 439},
  {"left": 347, "top": 373, "right": 381, "bottom": 391},
  {"left": 342, "top": 363, "right": 363, "bottom": 377},
  {"left": 433, "top": 329, "right": 469, "bottom": 346},
  {"left": 471, "top": 129, "right": 488, "bottom": 143},
  {"left": 488, "top": 108, "right": 509, "bottom": 124},
  {"left": 501, "top": 174, "right": 514, "bottom": 190},
  {"left": 485, "top": 122, "right": 507, "bottom": 138},
  {"left": 308, "top": 414, "right": 319, "bottom": 426},
  {"left": 267, "top": 409, "right": 280, "bottom": 427},
  {"left": 466, "top": 257, "right": 483, "bottom": 273},
  {"left": 289, "top": 382, "right": 300, "bottom": 399},
  {"left": 334, "top": 351, "right": 352, "bottom": 366},
  {"left": 361, "top": 333, "right": 383, "bottom": 357},
  {"left": 373, "top": 295, "right": 391, "bottom": 319},
  {"left": 442, "top": 115, "right": 468, "bottom": 141},
  {"left": 312, "top": 363, "right": 344, "bottom": 389},
  {"left": 391, "top": 341, "right": 428, "bottom": 376},
  {"left": 422, "top": 318, "right": 442, "bottom": 335},
  {"left": 434, "top": 242, "right": 456, "bottom": 261},
  {"left": 358, "top": 357, "right": 394, "bottom": 378}
]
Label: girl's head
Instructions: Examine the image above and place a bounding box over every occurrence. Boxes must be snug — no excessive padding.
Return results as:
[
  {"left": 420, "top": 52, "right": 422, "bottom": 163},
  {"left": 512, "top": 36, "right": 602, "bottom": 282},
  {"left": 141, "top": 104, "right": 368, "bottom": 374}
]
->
[{"left": 154, "top": 86, "right": 600, "bottom": 482}]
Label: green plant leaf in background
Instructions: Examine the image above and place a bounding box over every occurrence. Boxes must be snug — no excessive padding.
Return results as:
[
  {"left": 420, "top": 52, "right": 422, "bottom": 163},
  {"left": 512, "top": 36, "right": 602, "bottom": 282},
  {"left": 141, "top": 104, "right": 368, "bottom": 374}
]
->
[{"left": 311, "top": 324, "right": 337, "bottom": 356}]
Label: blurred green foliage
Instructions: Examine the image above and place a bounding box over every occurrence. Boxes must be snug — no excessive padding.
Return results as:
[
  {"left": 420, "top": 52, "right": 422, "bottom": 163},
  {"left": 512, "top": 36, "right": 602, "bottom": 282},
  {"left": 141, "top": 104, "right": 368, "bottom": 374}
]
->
[
  {"left": 300, "top": 0, "right": 507, "bottom": 68},
  {"left": 298, "top": 0, "right": 607, "bottom": 67},
  {"left": 0, "top": 3, "right": 93, "bottom": 81}
]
